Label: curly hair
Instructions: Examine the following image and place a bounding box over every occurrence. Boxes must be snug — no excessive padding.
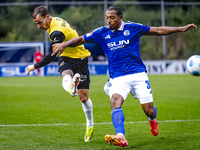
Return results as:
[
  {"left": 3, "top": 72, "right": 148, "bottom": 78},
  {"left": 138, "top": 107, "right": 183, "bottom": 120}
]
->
[{"left": 107, "top": 6, "right": 123, "bottom": 16}]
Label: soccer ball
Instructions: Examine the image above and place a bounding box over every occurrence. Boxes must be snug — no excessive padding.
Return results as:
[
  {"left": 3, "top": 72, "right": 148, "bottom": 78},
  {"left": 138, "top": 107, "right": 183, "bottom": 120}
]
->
[{"left": 186, "top": 55, "right": 200, "bottom": 76}]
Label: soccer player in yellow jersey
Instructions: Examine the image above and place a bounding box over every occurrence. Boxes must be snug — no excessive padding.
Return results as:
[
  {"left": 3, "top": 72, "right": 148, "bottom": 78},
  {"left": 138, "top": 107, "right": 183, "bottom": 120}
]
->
[{"left": 26, "top": 6, "right": 93, "bottom": 142}]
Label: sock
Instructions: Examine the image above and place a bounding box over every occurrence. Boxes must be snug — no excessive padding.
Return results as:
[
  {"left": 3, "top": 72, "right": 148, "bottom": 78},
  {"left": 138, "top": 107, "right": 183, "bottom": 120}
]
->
[
  {"left": 62, "top": 75, "right": 72, "bottom": 93},
  {"left": 111, "top": 107, "right": 125, "bottom": 135},
  {"left": 81, "top": 98, "right": 94, "bottom": 127},
  {"left": 149, "top": 106, "right": 157, "bottom": 121}
]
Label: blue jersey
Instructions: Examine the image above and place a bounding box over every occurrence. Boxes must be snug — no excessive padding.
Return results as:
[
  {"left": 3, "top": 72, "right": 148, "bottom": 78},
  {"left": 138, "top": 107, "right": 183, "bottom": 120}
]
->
[{"left": 83, "top": 21, "right": 150, "bottom": 79}]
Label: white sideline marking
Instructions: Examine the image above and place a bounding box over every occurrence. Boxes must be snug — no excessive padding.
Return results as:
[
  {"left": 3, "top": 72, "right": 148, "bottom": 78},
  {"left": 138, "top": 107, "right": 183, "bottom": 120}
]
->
[{"left": 1, "top": 119, "right": 200, "bottom": 127}]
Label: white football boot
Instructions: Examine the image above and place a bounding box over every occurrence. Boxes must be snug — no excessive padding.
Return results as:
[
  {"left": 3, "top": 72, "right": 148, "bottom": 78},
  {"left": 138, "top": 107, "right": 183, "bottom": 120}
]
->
[{"left": 69, "top": 73, "right": 80, "bottom": 97}]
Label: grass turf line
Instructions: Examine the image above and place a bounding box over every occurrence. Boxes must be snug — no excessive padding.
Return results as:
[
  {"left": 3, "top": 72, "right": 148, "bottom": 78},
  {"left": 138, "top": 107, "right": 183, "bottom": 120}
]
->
[{"left": 0, "top": 75, "right": 200, "bottom": 149}]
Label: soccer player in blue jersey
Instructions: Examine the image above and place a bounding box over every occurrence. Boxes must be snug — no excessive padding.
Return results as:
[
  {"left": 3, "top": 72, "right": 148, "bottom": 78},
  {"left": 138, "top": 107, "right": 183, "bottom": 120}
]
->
[{"left": 52, "top": 6, "right": 197, "bottom": 148}]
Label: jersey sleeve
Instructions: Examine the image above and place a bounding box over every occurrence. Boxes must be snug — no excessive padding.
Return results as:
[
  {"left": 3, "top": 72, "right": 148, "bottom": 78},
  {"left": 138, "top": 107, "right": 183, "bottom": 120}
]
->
[
  {"left": 33, "top": 31, "right": 65, "bottom": 69},
  {"left": 34, "top": 52, "right": 56, "bottom": 69},
  {"left": 142, "top": 25, "right": 150, "bottom": 33},
  {"left": 50, "top": 31, "right": 65, "bottom": 45},
  {"left": 83, "top": 27, "right": 102, "bottom": 44},
  {"left": 130, "top": 22, "right": 150, "bottom": 36}
]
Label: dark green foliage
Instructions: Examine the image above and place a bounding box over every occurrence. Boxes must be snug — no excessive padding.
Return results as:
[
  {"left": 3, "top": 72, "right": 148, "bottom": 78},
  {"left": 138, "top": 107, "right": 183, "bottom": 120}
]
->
[
  {"left": 0, "top": 2, "right": 199, "bottom": 59},
  {"left": 52, "top": 5, "right": 104, "bottom": 36}
]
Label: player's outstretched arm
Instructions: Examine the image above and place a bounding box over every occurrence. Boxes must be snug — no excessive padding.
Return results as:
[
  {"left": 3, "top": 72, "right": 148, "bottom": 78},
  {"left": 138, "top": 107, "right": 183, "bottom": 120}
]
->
[
  {"left": 146, "top": 23, "right": 197, "bottom": 36},
  {"left": 182, "top": 23, "right": 197, "bottom": 32},
  {"left": 52, "top": 36, "right": 86, "bottom": 56},
  {"left": 26, "top": 65, "right": 35, "bottom": 75}
]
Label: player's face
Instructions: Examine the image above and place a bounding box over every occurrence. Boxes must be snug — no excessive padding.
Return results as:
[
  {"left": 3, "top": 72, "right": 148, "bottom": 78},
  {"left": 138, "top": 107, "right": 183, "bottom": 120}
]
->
[
  {"left": 33, "top": 14, "right": 50, "bottom": 31},
  {"left": 106, "top": 10, "right": 122, "bottom": 30}
]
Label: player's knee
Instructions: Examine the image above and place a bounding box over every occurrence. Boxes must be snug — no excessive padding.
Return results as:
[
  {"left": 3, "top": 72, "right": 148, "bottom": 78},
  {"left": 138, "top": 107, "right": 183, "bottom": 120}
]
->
[
  {"left": 78, "top": 90, "right": 88, "bottom": 103},
  {"left": 110, "top": 94, "right": 124, "bottom": 109},
  {"left": 79, "top": 94, "right": 88, "bottom": 103},
  {"left": 80, "top": 97, "right": 88, "bottom": 103}
]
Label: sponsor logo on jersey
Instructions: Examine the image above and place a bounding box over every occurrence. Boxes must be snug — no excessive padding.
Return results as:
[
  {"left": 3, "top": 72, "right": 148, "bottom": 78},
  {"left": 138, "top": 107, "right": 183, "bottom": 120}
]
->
[
  {"left": 86, "top": 32, "right": 93, "bottom": 37},
  {"left": 107, "top": 39, "right": 129, "bottom": 50},
  {"left": 123, "top": 30, "right": 130, "bottom": 36},
  {"left": 105, "top": 34, "right": 111, "bottom": 39},
  {"left": 53, "top": 37, "right": 60, "bottom": 43},
  {"left": 80, "top": 75, "right": 87, "bottom": 82},
  {"left": 106, "top": 81, "right": 112, "bottom": 87}
]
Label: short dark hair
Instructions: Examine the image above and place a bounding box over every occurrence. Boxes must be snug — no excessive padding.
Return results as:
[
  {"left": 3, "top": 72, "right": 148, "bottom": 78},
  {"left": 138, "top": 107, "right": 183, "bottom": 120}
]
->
[
  {"left": 32, "top": 6, "right": 49, "bottom": 19},
  {"left": 107, "top": 6, "right": 123, "bottom": 16}
]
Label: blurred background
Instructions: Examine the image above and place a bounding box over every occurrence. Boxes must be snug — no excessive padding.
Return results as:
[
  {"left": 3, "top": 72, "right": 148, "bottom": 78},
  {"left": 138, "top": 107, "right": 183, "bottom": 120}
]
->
[{"left": 0, "top": 0, "right": 199, "bottom": 76}]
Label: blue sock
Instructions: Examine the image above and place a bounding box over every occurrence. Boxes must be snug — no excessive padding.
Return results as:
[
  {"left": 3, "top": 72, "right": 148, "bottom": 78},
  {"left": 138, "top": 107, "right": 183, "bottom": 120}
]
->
[
  {"left": 150, "top": 106, "right": 157, "bottom": 121},
  {"left": 111, "top": 107, "right": 125, "bottom": 135}
]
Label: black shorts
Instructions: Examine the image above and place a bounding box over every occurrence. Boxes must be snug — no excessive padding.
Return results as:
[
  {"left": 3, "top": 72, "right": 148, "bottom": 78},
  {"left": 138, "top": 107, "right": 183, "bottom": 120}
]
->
[{"left": 58, "top": 57, "right": 90, "bottom": 89}]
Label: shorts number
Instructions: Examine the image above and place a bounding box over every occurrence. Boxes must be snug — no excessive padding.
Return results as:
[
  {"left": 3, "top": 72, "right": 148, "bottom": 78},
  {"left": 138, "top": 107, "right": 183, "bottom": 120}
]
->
[{"left": 145, "top": 80, "right": 151, "bottom": 89}]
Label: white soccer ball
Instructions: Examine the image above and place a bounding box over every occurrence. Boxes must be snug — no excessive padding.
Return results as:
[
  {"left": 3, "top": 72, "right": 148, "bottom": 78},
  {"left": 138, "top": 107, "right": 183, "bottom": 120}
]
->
[{"left": 186, "top": 55, "right": 200, "bottom": 76}]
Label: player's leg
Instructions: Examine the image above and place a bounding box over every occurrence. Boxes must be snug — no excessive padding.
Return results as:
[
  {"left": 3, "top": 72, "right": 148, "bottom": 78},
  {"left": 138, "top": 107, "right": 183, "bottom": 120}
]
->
[
  {"left": 110, "top": 94, "right": 125, "bottom": 135},
  {"left": 69, "top": 72, "right": 80, "bottom": 97},
  {"left": 141, "top": 102, "right": 156, "bottom": 119},
  {"left": 141, "top": 102, "right": 158, "bottom": 136},
  {"left": 59, "top": 57, "right": 94, "bottom": 141},
  {"left": 78, "top": 89, "right": 94, "bottom": 142},
  {"left": 61, "top": 69, "right": 80, "bottom": 97},
  {"left": 133, "top": 72, "right": 159, "bottom": 136},
  {"left": 37, "top": 68, "right": 40, "bottom": 76},
  {"left": 104, "top": 77, "right": 129, "bottom": 147},
  {"left": 58, "top": 58, "right": 80, "bottom": 97},
  {"left": 61, "top": 69, "right": 73, "bottom": 91},
  {"left": 75, "top": 57, "right": 94, "bottom": 142},
  {"left": 104, "top": 94, "right": 128, "bottom": 147}
]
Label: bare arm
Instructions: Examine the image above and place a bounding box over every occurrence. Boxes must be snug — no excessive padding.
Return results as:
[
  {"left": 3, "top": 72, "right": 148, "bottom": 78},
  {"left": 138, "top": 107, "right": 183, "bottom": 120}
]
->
[
  {"left": 52, "top": 36, "right": 87, "bottom": 56},
  {"left": 144, "top": 23, "right": 197, "bottom": 36}
]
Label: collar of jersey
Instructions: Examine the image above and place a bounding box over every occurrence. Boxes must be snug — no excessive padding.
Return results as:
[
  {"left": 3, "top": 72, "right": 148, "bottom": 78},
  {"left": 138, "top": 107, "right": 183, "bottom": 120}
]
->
[
  {"left": 106, "top": 21, "right": 124, "bottom": 32},
  {"left": 47, "top": 17, "right": 56, "bottom": 33}
]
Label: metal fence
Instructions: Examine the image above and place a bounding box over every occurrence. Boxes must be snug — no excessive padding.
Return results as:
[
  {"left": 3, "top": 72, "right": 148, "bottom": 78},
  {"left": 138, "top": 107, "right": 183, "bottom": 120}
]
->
[{"left": 0, "top": 1, "right": 199, "bottom": 59}]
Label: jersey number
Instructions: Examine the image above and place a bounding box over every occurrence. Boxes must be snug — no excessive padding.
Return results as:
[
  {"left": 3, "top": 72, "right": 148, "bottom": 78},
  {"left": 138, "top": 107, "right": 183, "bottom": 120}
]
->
[
  {"left": 59, "top": 18, "right": 75, "bottom": 30},
  {"left": 61, "top": 20, "right": 66, "bottom": 27}
]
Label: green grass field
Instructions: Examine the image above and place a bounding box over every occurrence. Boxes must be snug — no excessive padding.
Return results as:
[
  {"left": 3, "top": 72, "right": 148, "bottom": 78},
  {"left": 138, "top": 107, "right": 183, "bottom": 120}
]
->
[{"left": 0, "top": 75, "right": 200, "bottom": 150}]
